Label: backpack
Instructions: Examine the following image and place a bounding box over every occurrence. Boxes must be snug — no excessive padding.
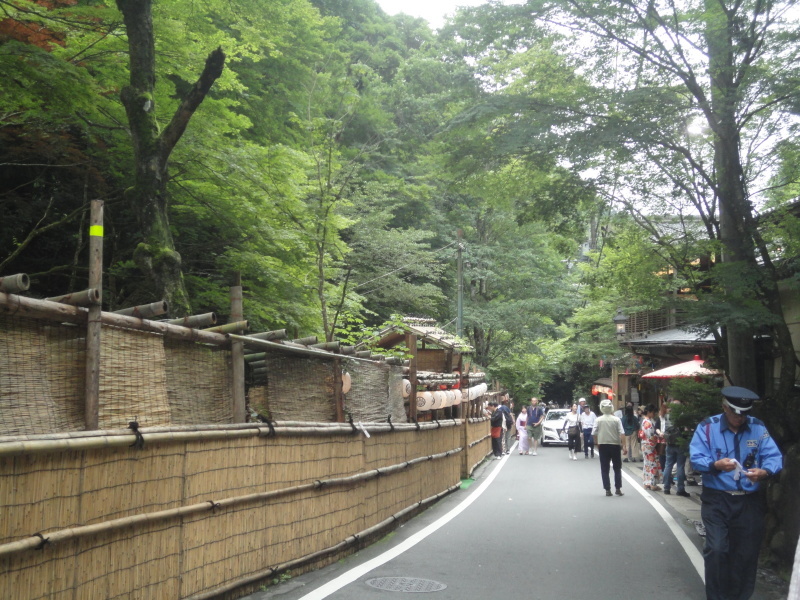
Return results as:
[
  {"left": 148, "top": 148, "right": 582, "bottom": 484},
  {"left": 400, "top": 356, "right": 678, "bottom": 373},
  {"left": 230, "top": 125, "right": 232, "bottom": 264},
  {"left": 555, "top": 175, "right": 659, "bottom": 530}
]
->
[
  {"left": 665, "top": 425, "right": 680, "bottom": 445},
  {"left": 504, "top": 410, "right": 513, "bottom": 429}
]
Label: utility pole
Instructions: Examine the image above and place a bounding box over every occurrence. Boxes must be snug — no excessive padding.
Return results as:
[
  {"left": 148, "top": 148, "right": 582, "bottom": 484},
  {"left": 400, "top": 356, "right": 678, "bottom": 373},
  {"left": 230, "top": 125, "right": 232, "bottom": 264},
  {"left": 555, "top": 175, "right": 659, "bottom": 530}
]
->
[{"left": 457, "top": 230, "right": 464, "bottom": 339}]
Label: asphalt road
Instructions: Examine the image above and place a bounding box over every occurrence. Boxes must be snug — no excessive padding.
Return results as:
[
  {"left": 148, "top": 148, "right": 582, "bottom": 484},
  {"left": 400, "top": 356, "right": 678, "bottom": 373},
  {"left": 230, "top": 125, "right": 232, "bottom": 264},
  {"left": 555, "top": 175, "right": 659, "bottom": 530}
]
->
[{"left": 245, "top": 443, "right": 710, "bottom": 600}]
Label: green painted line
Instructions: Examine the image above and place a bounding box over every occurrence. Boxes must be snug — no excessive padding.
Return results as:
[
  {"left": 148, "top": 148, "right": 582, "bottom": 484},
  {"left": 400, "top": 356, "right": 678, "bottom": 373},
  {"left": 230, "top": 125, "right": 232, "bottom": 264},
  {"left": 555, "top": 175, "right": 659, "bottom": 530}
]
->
[{"left": 460, "top": 478, "right": 475, "bottom": 489}]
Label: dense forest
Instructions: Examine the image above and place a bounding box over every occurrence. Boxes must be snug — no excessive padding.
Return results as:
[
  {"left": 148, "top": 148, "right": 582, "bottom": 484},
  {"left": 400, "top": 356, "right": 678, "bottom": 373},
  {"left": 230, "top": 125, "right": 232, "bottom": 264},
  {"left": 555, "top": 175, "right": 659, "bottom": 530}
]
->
[{"left": 2, "top": 0, "right": 799, "bottom": 415}]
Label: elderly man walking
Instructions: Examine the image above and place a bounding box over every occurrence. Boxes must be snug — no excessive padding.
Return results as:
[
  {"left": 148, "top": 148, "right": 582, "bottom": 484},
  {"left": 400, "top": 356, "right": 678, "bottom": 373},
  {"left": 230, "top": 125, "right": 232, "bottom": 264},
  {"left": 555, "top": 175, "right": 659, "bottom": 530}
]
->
[
  {"left": 592, "top": 398, "right": 627, "bottom": 496},
  {"left": 689, "top": 386, "right": 783, "bottom": 600}
]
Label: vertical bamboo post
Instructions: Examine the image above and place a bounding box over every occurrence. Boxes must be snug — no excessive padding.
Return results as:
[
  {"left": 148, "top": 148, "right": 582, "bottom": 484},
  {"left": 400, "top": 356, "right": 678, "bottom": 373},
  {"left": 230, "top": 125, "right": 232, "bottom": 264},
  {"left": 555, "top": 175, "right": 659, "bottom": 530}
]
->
[
  {"left": 85, "top": 200, "right": 103, "bottom": 430},
  {"left": 333, "top": 358, "right": 344, "bottom": 423},
  {"left": 230, "top": 274, "right": 246, "bottom": 422},
  {"left": 406, "top": 333, "right": 417, "bottom": 422}
]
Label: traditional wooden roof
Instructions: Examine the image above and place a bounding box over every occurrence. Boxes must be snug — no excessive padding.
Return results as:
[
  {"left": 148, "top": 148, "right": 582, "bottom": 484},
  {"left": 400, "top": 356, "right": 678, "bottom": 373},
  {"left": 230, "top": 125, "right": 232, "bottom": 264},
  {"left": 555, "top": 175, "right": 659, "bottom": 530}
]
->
[{"left": 372, "top": 317, "right": 473, "bottom": 353}]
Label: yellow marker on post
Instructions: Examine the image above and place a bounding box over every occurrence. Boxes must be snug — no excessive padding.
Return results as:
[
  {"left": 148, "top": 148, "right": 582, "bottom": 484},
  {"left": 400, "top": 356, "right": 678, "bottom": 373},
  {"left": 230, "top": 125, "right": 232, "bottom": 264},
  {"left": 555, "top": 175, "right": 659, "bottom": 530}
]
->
[{"left": 89, "top": 225, "right": 104, "bottom": 237}]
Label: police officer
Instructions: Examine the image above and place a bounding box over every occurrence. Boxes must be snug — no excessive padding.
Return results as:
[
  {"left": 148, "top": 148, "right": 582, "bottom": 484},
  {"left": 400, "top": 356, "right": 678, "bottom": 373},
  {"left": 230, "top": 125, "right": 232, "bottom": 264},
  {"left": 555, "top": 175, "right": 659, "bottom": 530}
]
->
[{"left": 689, "top": 386, "right": 783, "bottom": 600}]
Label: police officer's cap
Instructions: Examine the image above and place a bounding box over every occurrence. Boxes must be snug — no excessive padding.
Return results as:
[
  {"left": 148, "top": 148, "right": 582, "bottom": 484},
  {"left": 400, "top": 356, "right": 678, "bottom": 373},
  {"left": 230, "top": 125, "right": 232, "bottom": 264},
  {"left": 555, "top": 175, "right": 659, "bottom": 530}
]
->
[{"left": 721, "top": 386, "right": 759, "bottom": 414}]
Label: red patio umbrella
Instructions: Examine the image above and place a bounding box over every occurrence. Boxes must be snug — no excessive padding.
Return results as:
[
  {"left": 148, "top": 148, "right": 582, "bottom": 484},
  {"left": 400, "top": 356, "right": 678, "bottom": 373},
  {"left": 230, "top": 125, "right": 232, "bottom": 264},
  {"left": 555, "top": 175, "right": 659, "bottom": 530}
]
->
[{"left": 641, "top": 355, "right": 721, "bottom": 379}]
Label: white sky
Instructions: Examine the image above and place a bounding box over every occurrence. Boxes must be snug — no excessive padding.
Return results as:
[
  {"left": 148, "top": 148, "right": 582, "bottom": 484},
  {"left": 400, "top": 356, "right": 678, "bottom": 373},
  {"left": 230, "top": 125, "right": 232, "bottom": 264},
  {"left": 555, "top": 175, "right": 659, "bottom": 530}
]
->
[{"left": 375, "top": 0, "right": 521, "bottom": 30}]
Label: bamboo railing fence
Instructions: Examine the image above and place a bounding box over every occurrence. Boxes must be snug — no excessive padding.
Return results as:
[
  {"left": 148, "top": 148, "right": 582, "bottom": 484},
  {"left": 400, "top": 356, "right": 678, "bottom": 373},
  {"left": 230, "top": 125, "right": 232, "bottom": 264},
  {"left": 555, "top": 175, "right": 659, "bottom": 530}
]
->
[{"left": 0, "top": 419, "right": 491, "bottom": 599}]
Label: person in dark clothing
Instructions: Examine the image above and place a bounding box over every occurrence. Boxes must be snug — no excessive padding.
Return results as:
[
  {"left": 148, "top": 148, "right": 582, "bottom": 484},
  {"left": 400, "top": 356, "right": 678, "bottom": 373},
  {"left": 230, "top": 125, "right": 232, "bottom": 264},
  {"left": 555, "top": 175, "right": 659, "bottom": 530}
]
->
[
  {"left": 488, "top": 402, "right": 504, "bottom": 459},
  {"left": 621, "top": 404, "right": 640, "bottom": 462}
]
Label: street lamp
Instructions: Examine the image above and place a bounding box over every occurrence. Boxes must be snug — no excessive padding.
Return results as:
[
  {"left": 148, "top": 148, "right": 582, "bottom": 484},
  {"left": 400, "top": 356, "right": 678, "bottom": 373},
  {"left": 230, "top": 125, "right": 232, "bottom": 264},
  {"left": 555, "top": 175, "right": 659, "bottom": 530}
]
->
[{"left": 613, "top": 309, "right": 628, "bottom": 339}]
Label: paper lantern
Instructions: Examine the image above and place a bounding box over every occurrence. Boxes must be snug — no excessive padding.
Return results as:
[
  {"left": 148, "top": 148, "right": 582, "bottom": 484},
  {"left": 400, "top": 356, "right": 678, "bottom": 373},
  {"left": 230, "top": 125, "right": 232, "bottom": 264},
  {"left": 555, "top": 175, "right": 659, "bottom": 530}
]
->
[
  {"left": 432, "top": 390, "right": 446, "bottom": 409},
  {"left": 443, "top": 390, "right": 454, "bottom": 407},
  {"left": 416, "top": 391, "right": 434, "bottom": 411},
  {"left": 402, "top": 379, "right": 412, "bottom": 398},
  {"left": 341, "top": 372, "right": 352, "bottom": 394},
  {"left": 452, "top": 389, "right": 462, "bottom": 405}
]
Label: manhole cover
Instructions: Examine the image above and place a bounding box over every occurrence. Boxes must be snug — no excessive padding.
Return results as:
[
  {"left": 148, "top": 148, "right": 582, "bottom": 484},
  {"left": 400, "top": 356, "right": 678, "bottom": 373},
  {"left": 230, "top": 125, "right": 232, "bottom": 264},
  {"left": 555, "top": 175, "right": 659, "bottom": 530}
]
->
[{"left": 365, "top": 577, "right": 447, "bottom": 592}]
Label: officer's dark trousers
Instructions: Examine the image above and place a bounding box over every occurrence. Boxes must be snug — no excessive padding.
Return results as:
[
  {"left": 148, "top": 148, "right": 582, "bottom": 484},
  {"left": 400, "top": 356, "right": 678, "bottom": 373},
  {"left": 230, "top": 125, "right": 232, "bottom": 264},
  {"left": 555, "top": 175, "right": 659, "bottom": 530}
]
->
[
  {"left": 597, "top": 444, "right": 622, "bottom": 491},
  {"left": 701, "top": 488, "right": 765, "bottom": 600}
]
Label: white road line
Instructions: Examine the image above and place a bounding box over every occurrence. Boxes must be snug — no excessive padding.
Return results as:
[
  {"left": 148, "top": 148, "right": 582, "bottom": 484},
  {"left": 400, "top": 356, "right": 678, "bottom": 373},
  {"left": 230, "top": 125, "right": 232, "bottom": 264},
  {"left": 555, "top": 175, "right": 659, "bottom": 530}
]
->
[
  {"left": 621, "top": 469, "right": 706, "bottom": 583},
  {"left": 297, "top": 453, "right": 509, "bottom": 600}
]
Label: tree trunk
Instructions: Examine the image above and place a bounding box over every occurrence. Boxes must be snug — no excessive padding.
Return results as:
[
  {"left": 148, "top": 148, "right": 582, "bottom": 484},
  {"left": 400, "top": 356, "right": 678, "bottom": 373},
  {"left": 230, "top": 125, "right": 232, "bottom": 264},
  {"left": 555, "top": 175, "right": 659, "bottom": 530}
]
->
[
  {"left": 116, "top": 0, "right": 225, "bottom": 316},
  {"left": 705, "top": 0, "right": 757, "bottom": 390}
]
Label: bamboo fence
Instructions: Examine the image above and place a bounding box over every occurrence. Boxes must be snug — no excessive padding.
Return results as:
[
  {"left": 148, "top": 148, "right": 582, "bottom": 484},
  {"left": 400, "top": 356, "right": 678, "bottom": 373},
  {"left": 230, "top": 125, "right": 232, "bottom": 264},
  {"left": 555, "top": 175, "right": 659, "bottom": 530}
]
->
[
  {"left": 0, "top": 420, "right": 490, "bottom": 599},
  {"left": 0, "top": 294, "right": 494, "bottom": 599}
]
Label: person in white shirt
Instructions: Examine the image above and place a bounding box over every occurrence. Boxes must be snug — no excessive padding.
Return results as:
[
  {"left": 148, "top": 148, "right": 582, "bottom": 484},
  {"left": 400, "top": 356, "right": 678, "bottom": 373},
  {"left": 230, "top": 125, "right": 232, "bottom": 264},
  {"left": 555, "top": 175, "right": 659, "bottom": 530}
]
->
[
  {"left": 561, "top": 403, "right": 581, "bottom": 461},
  {"left": 592, "top": 398, "right": 627, "bottom": 496},
  {"left": 580, "top": 404, "right": 597, "bottom": 458}
]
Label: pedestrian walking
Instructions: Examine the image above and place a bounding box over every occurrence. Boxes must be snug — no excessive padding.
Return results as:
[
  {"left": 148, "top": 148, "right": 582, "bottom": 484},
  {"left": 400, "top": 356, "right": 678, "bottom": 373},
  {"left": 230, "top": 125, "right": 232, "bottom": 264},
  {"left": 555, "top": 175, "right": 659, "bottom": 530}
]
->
[
  {"left": 575, "top": 397, "right": 588, "bottom": 453},
  {"left": 488, "top": 402, "right": 503, "bottom": 459},
  {"left": 592, "top": 398, "right": 626, "bottom": 496},
  {"left": 498, "top": 396, "right": 514, "bottom": 454},
  {"left": 640, "top": 404, "right": 662, "bottom": 491},
  {"left": 662, "top": 399, "right": 690, "bottom": 497},
  {"left": 561, "top": 403, "right": 581, "bottom": 461},
  {"left": 580, "top": 404, "right": 597, "bottom": 458},
  {"left": 689, "top": 386, "right": 783, "bottom": 600},
  {"left": 621, "top": 403, "right": 640, "bottom": 462},
  {"left": 526, "top": 397, "right": 545, "bottom": 455},
  {"left": 516, "top": 406, "right": 529, "bottom": 455}
]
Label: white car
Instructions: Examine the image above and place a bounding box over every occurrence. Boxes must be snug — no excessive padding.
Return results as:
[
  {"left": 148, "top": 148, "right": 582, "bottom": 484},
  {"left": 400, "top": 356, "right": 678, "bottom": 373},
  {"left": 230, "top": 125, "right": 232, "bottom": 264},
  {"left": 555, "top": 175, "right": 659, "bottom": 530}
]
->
[{"left": 542, "top": 408, "right": 570, "bottom": 446}]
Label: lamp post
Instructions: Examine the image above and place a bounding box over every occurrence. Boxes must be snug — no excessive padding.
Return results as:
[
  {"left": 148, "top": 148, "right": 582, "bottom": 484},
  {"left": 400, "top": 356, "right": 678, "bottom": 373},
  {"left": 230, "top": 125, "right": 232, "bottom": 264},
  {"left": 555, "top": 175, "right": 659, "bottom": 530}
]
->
[{"left": 613, "top": 309, "right": 627, "bottom": 339}]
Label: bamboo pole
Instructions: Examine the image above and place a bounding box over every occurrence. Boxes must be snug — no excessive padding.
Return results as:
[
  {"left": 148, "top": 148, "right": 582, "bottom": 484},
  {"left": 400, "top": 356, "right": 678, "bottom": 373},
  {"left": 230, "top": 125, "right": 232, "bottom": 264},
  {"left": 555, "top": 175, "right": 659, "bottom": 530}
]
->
[
  {"left": 45, "top": 288, "right": 101, "bottom": 306},
  {"left": 112, "top": 300, "right": 168, "bottom": 319},
  {"left": 246, "top": 360, "right": 266, "bottom": 369},
  {"left": 201, "top": 320, "right": 248, "bottom": 334},
  {"left": 229, "top": 334, "right": 342, "bottom": 361},
  {"left": 339, "top": 345, "right": 356, "bottom": 354},
  {"left": 334, "top": 358, "right": 344, "bottom": 423},
  {"left": 230, "top": 278, "right": 246, "bottom": 423},
  {"left": 100, "top": 311, "right": 228, "bottom": 345},
  {"left": 84, "top": 200, "right": 103, "bottom": 430},
  {"left": 355, "top": 351, "right": 371, "bottom": 358},
  {"left": 0, "top": 273, "right": 29, "bottom": 293},
  {"left": 0, "top": 292, "right": 86, "bottom": 324},
  {"left": 244, "top": 352, "right": 266, "bottom": 362},
  {"left": 249, "top": 329, "right": 287, "bottom": 341},
  {"left": 291, "top": 335, "right": 318, "bottom": 345},
  {"left": 310, "top": 341, "right": 340, "bottom": 351},
  {"left": 163, "top": 312, "right": 217, "bottom": 328},
  {"left": 0, "top": 420, "right": 462, "bottom": 456},
  {"left": 0, "top": 292, "right": 229, "bottom": 344}
]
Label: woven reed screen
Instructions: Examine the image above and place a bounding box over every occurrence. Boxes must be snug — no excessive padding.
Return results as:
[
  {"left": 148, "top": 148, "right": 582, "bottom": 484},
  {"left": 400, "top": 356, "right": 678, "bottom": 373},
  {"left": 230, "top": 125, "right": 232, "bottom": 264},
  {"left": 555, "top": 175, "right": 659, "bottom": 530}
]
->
[
  {"left": 344, "top": 360, "right": 406, "bottom": 423},
  {"left": 247, "top": 355, "right": 406, "bottom": 423},
  {"left": 248, "top": 352, "right": 336, "bottom": 421},
  {"left": 0, "top": 426, "right": 466, "bottom": 599},
  {"left": 0, "top": 315, "right": 234, "bottom": 435},
  {"left": 0, "top": 315, "right": 85, "bottom": 436}
]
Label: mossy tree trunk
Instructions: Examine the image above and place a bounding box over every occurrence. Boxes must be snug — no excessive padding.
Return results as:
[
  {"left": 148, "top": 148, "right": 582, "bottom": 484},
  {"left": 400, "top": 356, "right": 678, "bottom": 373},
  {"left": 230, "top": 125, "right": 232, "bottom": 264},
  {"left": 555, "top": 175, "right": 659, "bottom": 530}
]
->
[{"left": 116, "top": 0, "right": 225, "bottom": 316}]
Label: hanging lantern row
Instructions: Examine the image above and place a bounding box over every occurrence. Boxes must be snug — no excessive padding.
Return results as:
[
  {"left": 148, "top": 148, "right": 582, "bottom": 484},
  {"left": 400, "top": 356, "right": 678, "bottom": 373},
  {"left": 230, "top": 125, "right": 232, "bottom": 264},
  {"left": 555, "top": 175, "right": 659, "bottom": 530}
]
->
[{"left": 415, "top": 382, "right": 488, "bottom": 412}]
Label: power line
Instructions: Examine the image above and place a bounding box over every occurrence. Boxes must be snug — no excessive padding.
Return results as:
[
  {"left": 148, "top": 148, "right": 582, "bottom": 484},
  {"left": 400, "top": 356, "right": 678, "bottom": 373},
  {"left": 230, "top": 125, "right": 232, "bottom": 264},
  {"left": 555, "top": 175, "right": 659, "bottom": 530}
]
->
[{"left": 354, "top": 240, "right": 459, "bottom": 289}]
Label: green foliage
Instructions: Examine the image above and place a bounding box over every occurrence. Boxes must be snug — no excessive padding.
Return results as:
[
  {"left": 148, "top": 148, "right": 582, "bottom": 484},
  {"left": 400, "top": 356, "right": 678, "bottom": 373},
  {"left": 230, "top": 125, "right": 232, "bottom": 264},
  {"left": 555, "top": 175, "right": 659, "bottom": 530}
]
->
[{"left": 666, "top": 379, "right": 723, "bottom": 452}]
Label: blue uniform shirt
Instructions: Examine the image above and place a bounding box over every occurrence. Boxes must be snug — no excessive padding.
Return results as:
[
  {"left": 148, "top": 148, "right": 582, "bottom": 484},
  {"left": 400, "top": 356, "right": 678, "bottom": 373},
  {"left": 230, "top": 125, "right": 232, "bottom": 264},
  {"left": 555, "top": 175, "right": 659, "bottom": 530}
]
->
[{"left": 689, "top": 413, "right": 783, "bottom": 493}]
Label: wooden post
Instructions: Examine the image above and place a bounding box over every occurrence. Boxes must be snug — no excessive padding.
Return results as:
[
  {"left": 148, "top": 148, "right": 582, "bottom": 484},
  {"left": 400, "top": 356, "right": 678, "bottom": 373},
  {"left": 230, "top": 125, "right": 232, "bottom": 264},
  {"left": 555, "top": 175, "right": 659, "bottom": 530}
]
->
[
  {"left": 230, "top": 275, "right": 246, "bottom": 423},
  {"left": 85, "top": 200, "right": 103, "bottom": 430},
  {"left": 333, "top": 358, "right": 344, "bottom": 423},
  {"left": 406, "top": 333, "right": 417, "bottom": 422}
]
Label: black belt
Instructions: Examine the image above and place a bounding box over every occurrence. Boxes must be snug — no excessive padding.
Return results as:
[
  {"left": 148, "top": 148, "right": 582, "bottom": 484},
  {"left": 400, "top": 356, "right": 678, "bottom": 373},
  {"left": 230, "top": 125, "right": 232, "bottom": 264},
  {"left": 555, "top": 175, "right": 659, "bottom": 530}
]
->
[{"left": 707, "top": 488, "right": 757, "bottom": 496}]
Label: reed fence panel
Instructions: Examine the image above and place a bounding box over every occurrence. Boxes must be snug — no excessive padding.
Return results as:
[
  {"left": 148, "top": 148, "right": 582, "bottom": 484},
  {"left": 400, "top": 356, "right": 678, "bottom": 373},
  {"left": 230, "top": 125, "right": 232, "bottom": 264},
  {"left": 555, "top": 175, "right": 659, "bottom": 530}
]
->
[{"left": 0, "top": 421, "right": 486, "bottom": 600}]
